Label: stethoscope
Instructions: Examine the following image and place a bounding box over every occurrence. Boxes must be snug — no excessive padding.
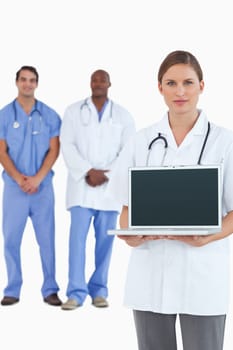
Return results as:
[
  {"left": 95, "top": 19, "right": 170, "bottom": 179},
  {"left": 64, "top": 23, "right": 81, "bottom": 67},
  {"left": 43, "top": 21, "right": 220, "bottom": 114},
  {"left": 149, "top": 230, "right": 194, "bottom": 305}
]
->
[
  {"left": 146, "top": 121, "right": 211, "bottom": 165},
  {"left": 12, "top": 99, "right": 43, "bottom": 135},
  {"left": 80, "top": 98, "right": 113, "bottom": 125}
]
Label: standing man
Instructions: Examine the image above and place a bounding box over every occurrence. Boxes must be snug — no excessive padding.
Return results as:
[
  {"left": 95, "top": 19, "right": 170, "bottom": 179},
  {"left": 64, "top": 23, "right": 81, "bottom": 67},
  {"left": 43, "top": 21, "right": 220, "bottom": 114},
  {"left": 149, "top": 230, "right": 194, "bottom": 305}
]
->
[
  {"left": 0, "top": 66, "right": 62, "bottom": 306},
  {"left": 60, "top": 69, "right": 135, "bottom": 310}
]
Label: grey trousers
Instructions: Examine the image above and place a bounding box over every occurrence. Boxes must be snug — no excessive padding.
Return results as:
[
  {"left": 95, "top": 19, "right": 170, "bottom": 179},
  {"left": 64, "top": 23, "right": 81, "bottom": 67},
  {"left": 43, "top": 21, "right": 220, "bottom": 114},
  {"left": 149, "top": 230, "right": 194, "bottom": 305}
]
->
[{"left": 133, "top": 310, "right": 226, "bottom": 350}]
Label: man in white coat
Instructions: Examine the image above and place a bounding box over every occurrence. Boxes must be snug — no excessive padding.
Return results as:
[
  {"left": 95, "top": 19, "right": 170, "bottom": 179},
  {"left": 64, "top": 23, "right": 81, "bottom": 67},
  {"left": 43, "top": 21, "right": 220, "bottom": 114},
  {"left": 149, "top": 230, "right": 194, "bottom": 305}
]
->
[{"left": 60, "top": 69, "right": 135, "bottom": 310}]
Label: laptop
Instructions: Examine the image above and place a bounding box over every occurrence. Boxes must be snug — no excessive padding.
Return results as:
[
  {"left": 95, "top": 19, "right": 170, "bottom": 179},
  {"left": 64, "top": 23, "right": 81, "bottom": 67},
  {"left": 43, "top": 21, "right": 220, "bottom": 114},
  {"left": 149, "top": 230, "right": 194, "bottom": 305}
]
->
[{"left": 108, "top": 165, "right": 222, "bottom": 235}]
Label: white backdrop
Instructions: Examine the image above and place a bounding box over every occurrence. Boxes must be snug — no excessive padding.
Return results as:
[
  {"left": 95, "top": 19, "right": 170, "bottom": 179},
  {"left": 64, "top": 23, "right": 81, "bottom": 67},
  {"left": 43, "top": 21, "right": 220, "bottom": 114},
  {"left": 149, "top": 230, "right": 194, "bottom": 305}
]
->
[{"left": 0, "top": 0, "right": 233, "bottom": 349}]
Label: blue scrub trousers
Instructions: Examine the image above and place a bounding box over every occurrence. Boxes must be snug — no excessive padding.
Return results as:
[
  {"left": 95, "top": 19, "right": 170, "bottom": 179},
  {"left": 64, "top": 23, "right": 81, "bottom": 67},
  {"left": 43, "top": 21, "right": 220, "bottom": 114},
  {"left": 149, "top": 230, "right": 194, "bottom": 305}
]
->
[
  {"left": 2, "top": 182, "right": 59, "bottom": 298},
  {"left": 66, "top": 206, "right": 118, "bottom": 304}
]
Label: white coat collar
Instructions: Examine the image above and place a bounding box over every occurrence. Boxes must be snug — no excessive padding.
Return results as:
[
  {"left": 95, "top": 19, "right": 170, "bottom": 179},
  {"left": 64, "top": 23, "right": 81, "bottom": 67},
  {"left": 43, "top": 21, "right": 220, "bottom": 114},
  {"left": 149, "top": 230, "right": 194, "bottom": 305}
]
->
[
  {"left": 154, "top": 110, "right": 209, "bottom": 136},
  {"left": 87, "top": 97, "right": 112, "bottom": 120},
  {"left": 148, "top": 110, "right": 209, "bottom": 151}
]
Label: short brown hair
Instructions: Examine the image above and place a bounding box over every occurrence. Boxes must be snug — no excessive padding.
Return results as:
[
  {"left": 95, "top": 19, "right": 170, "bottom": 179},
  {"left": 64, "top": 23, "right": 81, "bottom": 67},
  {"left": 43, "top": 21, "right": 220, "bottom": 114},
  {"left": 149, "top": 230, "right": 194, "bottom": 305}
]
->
[{"left": 16, "top": 66, "right": 39, "bottom": 82}]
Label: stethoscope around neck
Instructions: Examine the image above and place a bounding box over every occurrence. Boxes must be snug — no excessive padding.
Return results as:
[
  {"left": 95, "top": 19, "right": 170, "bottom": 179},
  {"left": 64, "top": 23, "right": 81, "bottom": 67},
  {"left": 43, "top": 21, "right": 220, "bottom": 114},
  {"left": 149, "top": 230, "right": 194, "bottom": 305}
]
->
[
  {"left": 12, "top": 99, "right": 43, "bottom": 135},
  {"left": 80, "top": 98, "right": 113, "bottom": 125},
  {"left": 146, "top": 121, "right": 211, "bottom": 166}
]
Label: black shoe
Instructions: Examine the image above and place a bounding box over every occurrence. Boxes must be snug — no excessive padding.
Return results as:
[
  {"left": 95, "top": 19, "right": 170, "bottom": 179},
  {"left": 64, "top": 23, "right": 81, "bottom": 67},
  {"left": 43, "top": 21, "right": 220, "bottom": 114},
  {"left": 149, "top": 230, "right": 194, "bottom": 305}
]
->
[
  {"left": 44, "top": 293, "right": 62, "bottom": 306},
  {"left": 1, "top": 296, "right": 19, "bottom": 306}
]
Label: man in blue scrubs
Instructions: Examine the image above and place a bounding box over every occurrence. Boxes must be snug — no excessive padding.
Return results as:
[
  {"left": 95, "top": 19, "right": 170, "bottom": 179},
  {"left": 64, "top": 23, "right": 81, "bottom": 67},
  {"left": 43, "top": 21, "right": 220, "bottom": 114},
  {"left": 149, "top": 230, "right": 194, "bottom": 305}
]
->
[{"left": 0, "top": 66, "right": 62, "bottom": 306}]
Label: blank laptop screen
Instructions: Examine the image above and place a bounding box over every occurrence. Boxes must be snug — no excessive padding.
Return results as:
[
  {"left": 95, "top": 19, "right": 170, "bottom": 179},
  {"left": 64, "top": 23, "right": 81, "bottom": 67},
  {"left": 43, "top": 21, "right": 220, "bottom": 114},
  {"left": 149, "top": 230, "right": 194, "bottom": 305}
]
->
[{"left": 129, "top": 166, "right": 221, "bottom": 229}]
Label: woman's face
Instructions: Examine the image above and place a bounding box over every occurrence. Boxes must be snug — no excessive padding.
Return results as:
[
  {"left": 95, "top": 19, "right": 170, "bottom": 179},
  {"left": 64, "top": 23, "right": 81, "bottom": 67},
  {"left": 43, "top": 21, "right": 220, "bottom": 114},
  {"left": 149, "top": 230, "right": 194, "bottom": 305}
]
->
[{"left": 158, "top": 64, "right": 204, "bottom": 117}]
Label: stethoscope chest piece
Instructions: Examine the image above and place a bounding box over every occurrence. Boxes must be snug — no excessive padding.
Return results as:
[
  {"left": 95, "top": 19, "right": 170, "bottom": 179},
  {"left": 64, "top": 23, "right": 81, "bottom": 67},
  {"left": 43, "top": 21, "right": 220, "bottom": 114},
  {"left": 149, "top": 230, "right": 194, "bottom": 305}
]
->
[
  {"left": 13, "top": 121, "right": 20, "bottom": 129},
  {"left": 12, "top": 99, "right": 43, "bottom": 133}
]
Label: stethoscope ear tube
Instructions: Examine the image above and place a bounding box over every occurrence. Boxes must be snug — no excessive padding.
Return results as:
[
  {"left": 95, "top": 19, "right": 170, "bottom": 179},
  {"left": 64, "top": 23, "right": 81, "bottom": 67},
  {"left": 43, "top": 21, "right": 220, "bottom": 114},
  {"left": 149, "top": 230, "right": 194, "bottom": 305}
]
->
[{"left": 148, "top": 132, "right": 168, "bottom": 150}]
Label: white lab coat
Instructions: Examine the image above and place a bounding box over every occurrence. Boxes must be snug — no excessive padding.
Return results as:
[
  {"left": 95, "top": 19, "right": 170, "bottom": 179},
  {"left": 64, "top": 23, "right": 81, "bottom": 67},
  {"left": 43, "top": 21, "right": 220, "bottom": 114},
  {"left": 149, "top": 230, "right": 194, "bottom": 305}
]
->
[
  {"left": 60, "top": 97, "right": 135, "bottom": 211},
  {"left": 111, "top": 111, "right": 233, "bottom": 315}
]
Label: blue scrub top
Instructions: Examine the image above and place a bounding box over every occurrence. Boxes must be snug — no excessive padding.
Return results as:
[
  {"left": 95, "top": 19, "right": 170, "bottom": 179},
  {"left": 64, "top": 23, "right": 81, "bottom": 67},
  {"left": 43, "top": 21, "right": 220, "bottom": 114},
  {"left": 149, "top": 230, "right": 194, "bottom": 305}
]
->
[{"left": 0, "top": 100, "right": 61, "bottom": 185}]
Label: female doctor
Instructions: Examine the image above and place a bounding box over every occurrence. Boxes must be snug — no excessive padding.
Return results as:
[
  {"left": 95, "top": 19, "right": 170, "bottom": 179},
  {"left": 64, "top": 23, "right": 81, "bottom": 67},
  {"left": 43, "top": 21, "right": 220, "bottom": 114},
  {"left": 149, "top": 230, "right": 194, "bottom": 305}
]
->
[{"left": 113, "top": 51, "right": 233, "bottom": 350}]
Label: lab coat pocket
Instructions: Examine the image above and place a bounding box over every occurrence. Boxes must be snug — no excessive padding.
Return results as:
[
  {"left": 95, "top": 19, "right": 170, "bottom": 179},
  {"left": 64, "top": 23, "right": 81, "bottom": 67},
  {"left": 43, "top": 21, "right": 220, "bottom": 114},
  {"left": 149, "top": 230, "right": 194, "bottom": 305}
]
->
[
  {"left": 124, "top": 248, "right": 152, "bottom": 307},
  {"left": 186, "top": 243, "right": 230, "bottom": 314},
  {"left": 100, "top": 123, "right": 123, "bottom": 163}
]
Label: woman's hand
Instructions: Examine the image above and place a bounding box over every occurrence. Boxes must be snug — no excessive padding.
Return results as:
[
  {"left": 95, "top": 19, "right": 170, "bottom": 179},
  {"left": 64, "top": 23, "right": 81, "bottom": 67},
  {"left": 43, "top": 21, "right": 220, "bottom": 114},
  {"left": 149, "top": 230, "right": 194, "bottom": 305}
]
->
[
  {"left": 117, "top": 235, "right": 146, "bottom": 247},
  {"left": 166, "top": 234, "right": 214, "bottom": 247},
  {"left": 118, "top": 233, "right": 217, "bottom": 247},
  {"left": 118, "top": 234, "right": 164, "bottom": 247}
]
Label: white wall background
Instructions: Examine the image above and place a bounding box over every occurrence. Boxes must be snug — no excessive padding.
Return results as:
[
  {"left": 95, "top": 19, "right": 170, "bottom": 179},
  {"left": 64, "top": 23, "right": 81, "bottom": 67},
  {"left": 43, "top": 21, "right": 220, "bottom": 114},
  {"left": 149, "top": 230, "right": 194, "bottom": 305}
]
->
[{"left": 0, "top": 0, "right": 233, "bottom": 349}]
